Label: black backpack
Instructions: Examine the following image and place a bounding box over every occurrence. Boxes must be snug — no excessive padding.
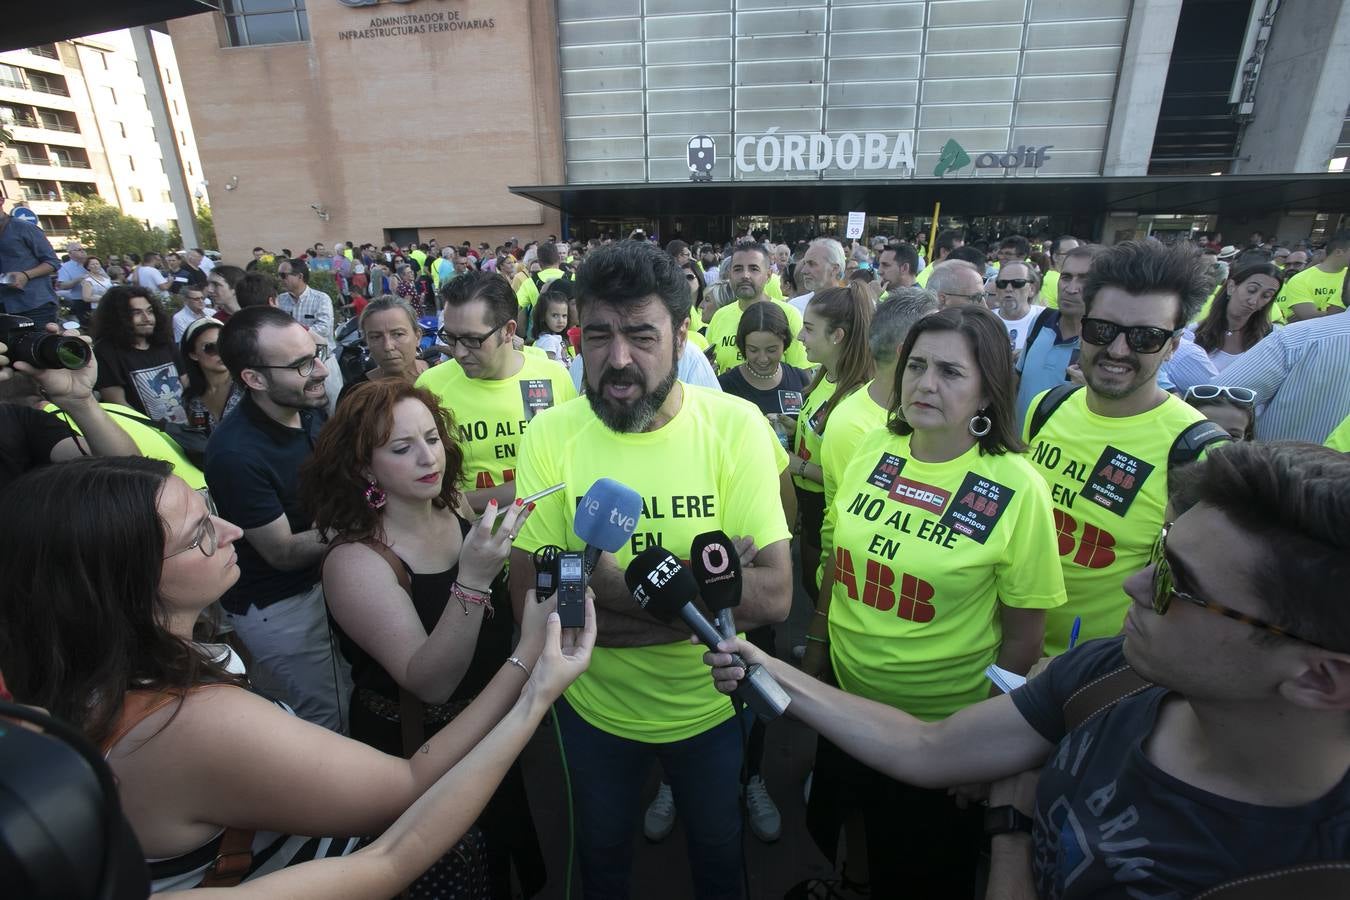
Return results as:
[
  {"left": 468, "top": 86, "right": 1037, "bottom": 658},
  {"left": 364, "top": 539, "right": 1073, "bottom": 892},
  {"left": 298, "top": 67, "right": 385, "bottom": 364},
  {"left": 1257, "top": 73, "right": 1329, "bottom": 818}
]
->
[{"left": 1027, "top": 384, "right": 1231, "bottom": 471}]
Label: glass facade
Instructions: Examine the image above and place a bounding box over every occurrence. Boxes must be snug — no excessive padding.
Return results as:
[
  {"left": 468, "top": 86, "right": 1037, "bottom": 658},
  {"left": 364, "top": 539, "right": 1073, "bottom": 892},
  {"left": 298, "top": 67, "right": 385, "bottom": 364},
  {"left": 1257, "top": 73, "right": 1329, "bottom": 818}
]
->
[{"left": 558, "top": 0, "right": 1130, "bottom": 185}]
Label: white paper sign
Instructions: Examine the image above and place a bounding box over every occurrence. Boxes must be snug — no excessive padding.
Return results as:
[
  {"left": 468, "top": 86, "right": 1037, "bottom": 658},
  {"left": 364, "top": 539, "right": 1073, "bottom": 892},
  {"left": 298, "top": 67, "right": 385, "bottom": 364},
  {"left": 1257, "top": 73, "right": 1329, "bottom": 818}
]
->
[{"left": 846, "top": 211, "right": 866, "bottom": 239}]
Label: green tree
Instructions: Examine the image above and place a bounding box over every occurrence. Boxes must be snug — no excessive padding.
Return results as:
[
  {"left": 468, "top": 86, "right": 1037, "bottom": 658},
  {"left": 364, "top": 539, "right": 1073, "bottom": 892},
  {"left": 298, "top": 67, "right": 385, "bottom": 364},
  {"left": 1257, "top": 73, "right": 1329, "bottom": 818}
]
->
[
  {"left": 195, "top": 201, "right": 217, "bottom": 251},
  {"left": 68, "top": 196, "right": 170, "bottom": 260}
]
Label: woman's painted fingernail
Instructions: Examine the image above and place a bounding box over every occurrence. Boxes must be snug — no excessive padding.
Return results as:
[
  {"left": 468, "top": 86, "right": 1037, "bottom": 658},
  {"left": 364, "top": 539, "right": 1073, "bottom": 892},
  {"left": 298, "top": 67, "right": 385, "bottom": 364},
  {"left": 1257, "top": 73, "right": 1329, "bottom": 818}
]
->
[{"left": 528, "top": 502, "right": 537, "bottom": 511}]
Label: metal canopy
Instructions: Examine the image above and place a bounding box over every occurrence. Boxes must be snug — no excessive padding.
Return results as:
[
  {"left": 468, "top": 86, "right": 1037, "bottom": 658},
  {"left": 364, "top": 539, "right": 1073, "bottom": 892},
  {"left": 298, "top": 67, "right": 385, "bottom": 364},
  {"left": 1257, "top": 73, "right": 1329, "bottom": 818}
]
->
[
  {"left": 1, "top": 1, "right": 220, "bottom": 52},
  {"left": 509, "top": 174, "right": 1350, "bottom": 218}
]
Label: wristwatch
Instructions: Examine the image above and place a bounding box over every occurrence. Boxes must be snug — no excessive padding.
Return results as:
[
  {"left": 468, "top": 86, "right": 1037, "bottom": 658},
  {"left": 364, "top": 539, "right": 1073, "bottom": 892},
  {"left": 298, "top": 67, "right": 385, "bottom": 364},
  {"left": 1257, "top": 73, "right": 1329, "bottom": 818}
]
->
[{"left": 983, "top": 805, "right": 1034, "bottom": 836}]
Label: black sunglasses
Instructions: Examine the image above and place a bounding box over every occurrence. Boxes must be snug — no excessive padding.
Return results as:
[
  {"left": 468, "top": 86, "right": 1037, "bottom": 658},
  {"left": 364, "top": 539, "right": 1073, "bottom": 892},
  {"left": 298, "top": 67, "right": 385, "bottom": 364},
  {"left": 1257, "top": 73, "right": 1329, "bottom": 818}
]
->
[
  {"left": 1081, "top": 318, "right": 1181, "bottom": 354},
  {"left": 995, "top": 278, "right": 1029, "bottom": 290},
  {"left": 198, "top": 341, "right": 220, "bottom": 356}
]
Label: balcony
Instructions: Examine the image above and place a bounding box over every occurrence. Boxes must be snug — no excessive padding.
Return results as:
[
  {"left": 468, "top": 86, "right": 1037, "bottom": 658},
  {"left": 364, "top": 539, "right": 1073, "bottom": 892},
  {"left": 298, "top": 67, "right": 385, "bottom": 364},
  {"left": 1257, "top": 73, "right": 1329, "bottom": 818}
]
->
[
  {"left": 15, "top": 198, "right": 70, "bottom": 216},
  {"left": 0, "top": 80, "right": 75, "bottom": 111},
  {"left": 27, "top": 47, "right": 58, "bottom": 60},
  {"left": 6, "top": 120, "right": 85, "bottom": 148},
  {"left": 7, "top": 159, "right": 97, "bottom": 182}
]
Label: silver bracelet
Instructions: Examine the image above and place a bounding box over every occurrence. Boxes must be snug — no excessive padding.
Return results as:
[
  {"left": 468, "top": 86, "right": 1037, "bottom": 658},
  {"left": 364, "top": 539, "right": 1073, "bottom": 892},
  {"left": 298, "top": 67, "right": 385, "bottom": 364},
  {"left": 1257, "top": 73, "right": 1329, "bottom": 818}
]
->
[{"left": 506, "top": 656, "right": 531, "bottom": 678}]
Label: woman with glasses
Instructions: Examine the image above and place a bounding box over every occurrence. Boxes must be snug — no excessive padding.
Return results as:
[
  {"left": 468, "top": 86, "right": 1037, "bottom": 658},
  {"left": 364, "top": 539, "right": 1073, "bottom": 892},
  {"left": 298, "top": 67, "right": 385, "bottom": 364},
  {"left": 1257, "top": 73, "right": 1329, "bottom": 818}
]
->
[
  {"left": 0, "top": 455, "right": 592, "bottom": 894},
  {"left": 801, "top": 305, "right": 1065, "bottom": 898},
  {"left": 179, "top": 317, "right": 242, "bottom": 432},
  {"left": 1184, "top": 384, "right": 1256, "bottom": 441},
  {"left": 1189, "top": 261, "right": 1283, "bottom": 371}
]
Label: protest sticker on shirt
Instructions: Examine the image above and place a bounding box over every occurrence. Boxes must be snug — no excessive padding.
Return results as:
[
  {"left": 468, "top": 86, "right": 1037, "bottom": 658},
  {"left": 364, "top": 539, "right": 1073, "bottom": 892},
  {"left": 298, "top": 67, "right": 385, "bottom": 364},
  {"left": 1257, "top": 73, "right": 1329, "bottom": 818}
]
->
[
  {"left": 866, "top": 452, "right": 904, "bottom": 492},
  {"left": 520, "top": 379, "right": 555, "bottom": 421},
  {"left": 778, "top": 390, "right": 803, "bottom": 415},
  {"left": 1080, "top": 446, "right": 1154, "bottom": 516},
  {"left": 940, "top": 472, "right": 1015, "bottom": 545}
]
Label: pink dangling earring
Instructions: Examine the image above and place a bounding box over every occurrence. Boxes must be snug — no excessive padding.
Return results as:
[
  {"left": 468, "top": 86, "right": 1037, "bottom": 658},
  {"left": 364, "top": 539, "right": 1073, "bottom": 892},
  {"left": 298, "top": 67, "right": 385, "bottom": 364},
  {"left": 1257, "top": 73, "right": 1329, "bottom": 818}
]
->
[{"left": 364, "top": 480, "right": 386, "bottom": 510}]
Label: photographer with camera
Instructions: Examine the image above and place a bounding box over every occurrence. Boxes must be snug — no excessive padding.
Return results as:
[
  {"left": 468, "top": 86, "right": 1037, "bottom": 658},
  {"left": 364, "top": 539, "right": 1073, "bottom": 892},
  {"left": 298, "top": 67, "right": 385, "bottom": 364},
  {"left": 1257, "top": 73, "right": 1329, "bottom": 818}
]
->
[
  {"left": 0, "top": 317, "right": 139, "bottom": 490},
  {"left": 0, "top": 205, "right": 60, "bottom": 327}
]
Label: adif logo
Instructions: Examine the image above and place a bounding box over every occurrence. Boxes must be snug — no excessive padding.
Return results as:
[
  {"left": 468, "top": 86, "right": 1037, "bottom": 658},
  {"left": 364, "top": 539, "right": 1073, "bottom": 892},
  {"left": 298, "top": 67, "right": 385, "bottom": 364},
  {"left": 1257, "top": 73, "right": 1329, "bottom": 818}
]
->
[{"left": 934, "top": 139, "right": 971, "bottom": 177}]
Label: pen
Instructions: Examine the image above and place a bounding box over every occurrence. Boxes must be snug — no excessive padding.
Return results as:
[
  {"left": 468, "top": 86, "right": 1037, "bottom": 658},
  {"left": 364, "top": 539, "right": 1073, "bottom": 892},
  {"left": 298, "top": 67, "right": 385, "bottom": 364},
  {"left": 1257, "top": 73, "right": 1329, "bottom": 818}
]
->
[
  {"left": 1068, "top": 616, "right": 1082, "bottom": 650},
  {"left": 491, "top": 482, "right": 566, "bottom": 524}
]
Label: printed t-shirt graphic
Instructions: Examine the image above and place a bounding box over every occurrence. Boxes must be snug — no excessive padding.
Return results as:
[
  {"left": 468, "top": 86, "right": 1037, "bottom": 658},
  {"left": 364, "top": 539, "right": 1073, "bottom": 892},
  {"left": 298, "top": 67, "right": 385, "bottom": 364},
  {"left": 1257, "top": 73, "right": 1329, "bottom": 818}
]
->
[
  {"left": 1275, "top": 265, "right": 1346, "bottom": 320},
  {"left": 416, "top": 353, "right": 577, "bottom": 491},
  {"left": 792, "top": 378, "right": 838, "bottom": 494},
  {"left": 817, "top": 381, "right": 888, "bottom": 574},
  {"left": 704, "top": 299, "right": 810, "bottom": 374},
  {"left": 826, "top": 429, "right": 1065, "bottom": 720},
  {"left": 1022, "top": 388, "right": 1206, "bottom": 654},
  {"left": 512, "top": 386, "right": 791, "bottom": 743}
]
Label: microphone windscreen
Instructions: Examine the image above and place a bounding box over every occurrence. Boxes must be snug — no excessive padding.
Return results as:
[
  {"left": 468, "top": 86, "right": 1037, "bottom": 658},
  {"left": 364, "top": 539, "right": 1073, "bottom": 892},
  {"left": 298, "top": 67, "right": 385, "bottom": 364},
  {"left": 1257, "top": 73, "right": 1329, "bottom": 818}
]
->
[
  {"left": 624, "top": 546, "right": 698, "bottom": 624},
  {"left": 689, "top": 530, "right": 743, "bottom": 613},
  {"left": 573, "top": 478, "right": 642, "bottom": 553}
]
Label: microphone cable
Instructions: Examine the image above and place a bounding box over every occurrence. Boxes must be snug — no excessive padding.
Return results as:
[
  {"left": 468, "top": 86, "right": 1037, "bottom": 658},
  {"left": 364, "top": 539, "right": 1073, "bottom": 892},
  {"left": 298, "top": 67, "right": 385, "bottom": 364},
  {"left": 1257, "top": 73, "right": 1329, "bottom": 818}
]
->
[
  {"left": 533, "top": 544, "right": 576, "bottom": 900},
  {"left": 732, "top": 694, "right": 753, "bottom": 900}
]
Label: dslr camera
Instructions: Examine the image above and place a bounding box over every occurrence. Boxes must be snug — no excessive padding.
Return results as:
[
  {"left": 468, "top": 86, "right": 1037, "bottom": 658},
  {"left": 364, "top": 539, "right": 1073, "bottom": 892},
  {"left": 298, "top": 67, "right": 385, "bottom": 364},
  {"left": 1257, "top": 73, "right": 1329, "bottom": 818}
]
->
[{"left": 0, "top": 314, "right": 91, "bottom": 370}]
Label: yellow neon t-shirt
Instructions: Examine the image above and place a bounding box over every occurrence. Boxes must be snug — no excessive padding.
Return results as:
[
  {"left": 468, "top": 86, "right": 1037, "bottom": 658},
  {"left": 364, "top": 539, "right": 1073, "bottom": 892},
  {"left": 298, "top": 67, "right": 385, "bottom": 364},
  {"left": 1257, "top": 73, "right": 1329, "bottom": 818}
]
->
[
  {"left": 827, "top": 430, "right": 1066, "bottom": 720},
  {"left": 1022, "top": 388, "right": 1209, "bottom": 654},
  {"left": 513, "top": 385, "right": 792, "bottom": 743},
  {"left": 1275, "top": 265, "right": 1346, "bottom": 320},
  {"left": 1040, "top": 270, "right": 1060, "bottom": 309},
  {"left": 818, "top": 382, "right": 888, "bottom": 573},
  {"left": 705, "top": 299, "right": 810, "bottom": 375},
  {"left": 415, "top": 353, "right": 577, "bottom": 491},
  {"left": 47, "top": 402, "right": 207, "bottom": 489},
  {"left": 1326, "top": 413, "right": 1350, "bottom": 452},
  {"left": 765, "top": 273, "right": 785, "bottom": 301},
  {"left": 915, "top": 265, "right": 932, "bottom": 288},
  {"left": 792, "top": 377, "right": 839, "bottom": 493}
]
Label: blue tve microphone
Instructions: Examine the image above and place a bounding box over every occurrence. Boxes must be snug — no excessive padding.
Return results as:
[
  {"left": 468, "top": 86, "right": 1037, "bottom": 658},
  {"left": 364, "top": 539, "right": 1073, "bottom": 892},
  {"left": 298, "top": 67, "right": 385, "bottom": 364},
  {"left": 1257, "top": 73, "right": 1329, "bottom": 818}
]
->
[
  {"left": 573, "top": 477, "right": 643, "bottom": 574},
  {"left": 625, "top": 547, "right": 790, "bottom": 721}
]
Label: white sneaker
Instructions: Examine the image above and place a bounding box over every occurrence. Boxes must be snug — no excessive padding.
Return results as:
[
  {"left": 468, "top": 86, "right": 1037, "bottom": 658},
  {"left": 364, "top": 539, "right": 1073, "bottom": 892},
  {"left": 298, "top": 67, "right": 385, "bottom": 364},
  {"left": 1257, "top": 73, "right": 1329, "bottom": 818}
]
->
[
  {"left": 643, "top": 782, "right": 676, "bottom": 842},
  {"left": 744, "top": 775, "right": 782, "bottom": 842}
]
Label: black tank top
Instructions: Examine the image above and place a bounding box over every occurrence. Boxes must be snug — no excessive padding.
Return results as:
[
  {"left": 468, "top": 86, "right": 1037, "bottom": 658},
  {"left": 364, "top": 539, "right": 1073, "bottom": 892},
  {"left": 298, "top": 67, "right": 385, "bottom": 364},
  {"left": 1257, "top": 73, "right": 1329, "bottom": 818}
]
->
[{"left": 332, "top": 514, "right": 512, "bottom": 703}]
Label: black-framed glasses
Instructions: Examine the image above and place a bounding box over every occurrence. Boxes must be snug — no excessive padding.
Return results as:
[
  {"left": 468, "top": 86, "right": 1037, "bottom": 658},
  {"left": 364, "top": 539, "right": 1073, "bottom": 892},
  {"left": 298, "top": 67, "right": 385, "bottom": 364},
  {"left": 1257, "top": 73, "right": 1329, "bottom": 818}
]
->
[
  {"left": 1183, "top": 385, "right": 1256, "bottom": 406},
  {"left": 1081, "top": 318, "right": 1181, "bottom": 354},
  {"left": 437, "top": 322, "right": 503, "bottom": 349},
  {"left": 995, "top": 278, "right": 1029, "bottom": 290},
  {"left": 165, "top": 490, "right": 219, "bottom": 559},
  {"left": 1150, "top": 524, "right": 1321, "bottom": 648},
  {"left": 250, "top": 355, "right": 321, "bottom": 377},
  {"left": 947, "top": 290, "right": 988, "bottom": 304}
]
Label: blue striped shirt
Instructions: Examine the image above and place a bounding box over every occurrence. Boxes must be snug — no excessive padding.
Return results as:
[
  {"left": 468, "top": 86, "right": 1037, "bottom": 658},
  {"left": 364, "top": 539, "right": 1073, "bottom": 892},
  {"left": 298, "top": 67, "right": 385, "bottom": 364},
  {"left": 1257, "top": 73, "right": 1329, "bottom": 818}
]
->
[{"left": 1219, "top": 313, "right": 1350, "bottom": 443}]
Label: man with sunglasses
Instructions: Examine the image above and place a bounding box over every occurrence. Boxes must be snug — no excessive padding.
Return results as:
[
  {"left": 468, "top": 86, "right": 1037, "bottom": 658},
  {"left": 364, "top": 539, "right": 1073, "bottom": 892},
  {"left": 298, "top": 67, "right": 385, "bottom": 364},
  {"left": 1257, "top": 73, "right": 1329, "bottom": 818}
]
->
[
  {"left": 1023, "top": 241, "right": 1224, "bottom": 655},
  {"left": 416, "top": 270, "right": 576, "bottom": 514},
  {"left": 205, "top": 305, "right": 352, "bottom": 731},
  {"left": 706, "top": 440, "right": 1350, "bottom": 900},
  {"left": 993, "top": 261, "right": 1046, "bottom": 359}
]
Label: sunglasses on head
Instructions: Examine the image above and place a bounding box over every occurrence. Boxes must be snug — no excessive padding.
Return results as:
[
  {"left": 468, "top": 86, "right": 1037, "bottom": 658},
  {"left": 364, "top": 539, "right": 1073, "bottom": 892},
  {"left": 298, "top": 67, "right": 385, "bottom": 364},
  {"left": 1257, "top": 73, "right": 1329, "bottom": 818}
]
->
[
  {"left": 995, "top": 278, "right": 1029, "bottom": 290},
  {"left": 1183, "top": 384, "right": 1256, "bottom": 406},
  {"left": 1080, "top": 318, "right": 1181, "bottom": 353}
]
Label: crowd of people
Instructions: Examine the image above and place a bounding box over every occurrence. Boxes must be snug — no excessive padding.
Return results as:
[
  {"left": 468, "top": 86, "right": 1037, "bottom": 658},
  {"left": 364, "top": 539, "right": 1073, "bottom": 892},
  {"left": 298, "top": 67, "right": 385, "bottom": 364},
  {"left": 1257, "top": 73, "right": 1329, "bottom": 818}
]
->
[{"left": 1, "top": 199, "right": 1348, "bottom": 900}]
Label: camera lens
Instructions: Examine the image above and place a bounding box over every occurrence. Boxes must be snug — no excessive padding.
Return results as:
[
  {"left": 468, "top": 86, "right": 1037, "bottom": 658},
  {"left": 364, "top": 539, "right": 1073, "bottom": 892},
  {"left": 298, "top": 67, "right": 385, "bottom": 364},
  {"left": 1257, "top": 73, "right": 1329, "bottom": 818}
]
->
[{"left": 15, "top": 332, "right": 91, "bottom": 370}]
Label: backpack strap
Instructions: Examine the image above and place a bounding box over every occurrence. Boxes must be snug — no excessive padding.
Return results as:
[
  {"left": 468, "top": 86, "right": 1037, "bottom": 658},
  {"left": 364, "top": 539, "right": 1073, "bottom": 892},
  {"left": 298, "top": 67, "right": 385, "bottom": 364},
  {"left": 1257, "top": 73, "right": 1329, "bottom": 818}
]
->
[
  {"left": 322, "top": 536, "right": 423, "bottom": 756},
  {"left": 103, "top": 689, "right": 256, "bottom": 887},
  {"left": 1061, "top": 664, "right": 1153, "bottom": 732},
  {"left": 1028, "top": 383, "right": 1083, "bottom": 442},
  {"left": 1169, "top": 419, "right": 1231, "bottom": 471},
  {"left": 1190, "top": 862, "right": 1350, "bottom": 899},
  {"left": 1019, "top": 307, "right": 1059, "bottom": 374}
]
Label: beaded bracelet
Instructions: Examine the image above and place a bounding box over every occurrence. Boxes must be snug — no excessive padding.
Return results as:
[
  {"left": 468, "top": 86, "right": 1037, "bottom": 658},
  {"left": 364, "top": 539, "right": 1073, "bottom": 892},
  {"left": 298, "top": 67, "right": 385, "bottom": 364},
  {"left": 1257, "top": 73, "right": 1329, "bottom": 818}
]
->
[{"left": 451, "top": 581, "right": 494, "bottom": 619}]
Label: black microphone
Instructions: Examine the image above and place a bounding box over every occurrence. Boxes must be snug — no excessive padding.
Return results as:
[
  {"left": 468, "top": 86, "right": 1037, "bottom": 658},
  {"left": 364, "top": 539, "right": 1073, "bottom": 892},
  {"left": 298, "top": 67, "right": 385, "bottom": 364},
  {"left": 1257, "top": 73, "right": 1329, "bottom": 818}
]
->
[
  {"left": 690, "top": 530, "right": 742, "bottom": 640},
  {"left": 624, "top": 546, "right": 790, "bottom": 721}
]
